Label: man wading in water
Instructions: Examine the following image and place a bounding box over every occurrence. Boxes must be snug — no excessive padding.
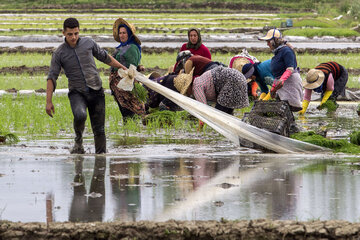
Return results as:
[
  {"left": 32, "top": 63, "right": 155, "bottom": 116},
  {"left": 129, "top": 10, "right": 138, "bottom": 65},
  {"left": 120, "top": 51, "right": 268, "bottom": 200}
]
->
[{"left": 46, "top": 18, "right": 127, "bottom": 154}]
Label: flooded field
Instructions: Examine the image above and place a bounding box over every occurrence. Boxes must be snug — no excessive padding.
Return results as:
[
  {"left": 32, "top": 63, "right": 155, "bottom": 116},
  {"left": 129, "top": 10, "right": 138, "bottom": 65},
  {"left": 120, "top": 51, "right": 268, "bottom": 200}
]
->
[{"left": 0, "top": 102, "right": 359, "bottom": 223}]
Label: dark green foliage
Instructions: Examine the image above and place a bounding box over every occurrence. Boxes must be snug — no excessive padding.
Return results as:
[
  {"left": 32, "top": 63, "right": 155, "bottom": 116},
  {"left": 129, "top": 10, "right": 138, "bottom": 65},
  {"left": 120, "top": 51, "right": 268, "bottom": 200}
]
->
[{"left": 0, "top": 132, "right": 19, "bottom": 144}]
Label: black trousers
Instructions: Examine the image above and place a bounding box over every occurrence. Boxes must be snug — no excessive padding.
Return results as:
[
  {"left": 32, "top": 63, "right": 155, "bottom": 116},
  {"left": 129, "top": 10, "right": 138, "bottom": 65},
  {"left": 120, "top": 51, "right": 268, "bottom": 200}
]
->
[{"left": 68, "top": 88, "right": 106, "bottom": 154}]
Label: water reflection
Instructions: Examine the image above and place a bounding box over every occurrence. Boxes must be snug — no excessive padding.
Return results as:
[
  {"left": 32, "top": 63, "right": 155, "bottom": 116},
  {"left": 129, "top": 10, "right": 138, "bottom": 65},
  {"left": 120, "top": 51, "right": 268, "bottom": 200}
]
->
[
  {"left": 69, "top": 156, "right": 106, "bottom": 222},
  {"left": 109, "top": 158, "right": 141, "bottom": 221},
  {"left": 0, "top": 152, "right": 359, "bottom": 222}
]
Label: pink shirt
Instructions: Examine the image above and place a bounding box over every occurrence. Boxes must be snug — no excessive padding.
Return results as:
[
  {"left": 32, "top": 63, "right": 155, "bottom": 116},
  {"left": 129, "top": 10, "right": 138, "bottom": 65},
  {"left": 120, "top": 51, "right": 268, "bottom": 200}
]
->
[
  {"left": 180, "top": 43, "right": 212, "bottom": 60},
  {"left": 192, "top": 70, "right": 216, "bottom": 105},
  {"left": 304, "top": 73, "right": 334, "bottom": 101}
]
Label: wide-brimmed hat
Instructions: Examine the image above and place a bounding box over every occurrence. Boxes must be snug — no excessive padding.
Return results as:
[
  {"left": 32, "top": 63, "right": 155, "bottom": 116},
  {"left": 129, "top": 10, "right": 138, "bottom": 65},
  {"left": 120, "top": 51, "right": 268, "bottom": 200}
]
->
[
  {"left": 232, "top": 57, "right": 250, "bottom": 73},
  {"left": 258, "top": 28, "right": 282, "bottom": 41},
  {"left": 174, "top": 67, "right": 194, "bottom": 95},
  {"left": 146, "top": 71, "right": 161, "bottom": 80},
  {"left": 303, "top": 69, "right": 325, "bottom": 89},
  {"left": 113, "top": 18, "right": 141, "bottom": 45}
]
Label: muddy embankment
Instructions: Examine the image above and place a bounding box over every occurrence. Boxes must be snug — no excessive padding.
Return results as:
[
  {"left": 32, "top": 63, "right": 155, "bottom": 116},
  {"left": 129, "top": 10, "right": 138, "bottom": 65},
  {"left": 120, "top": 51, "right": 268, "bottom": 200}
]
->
[
  {"left": 2, "top": 46, "right": 360, "bottom": 77},
  {"left": 1, "top": 219, "right": 360, "bottom": 239}
]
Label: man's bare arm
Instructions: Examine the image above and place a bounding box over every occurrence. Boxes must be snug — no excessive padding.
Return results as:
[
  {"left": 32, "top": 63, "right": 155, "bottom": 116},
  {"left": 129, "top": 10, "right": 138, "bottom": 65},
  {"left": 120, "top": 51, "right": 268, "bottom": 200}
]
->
[{"left": 46, "top": 79, "right": 55, "bottom": 117}]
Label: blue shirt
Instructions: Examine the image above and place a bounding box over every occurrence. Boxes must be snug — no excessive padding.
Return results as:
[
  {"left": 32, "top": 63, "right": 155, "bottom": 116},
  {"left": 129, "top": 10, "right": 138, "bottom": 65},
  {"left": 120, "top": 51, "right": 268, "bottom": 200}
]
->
[
  {"left": 270, "top": 45, "right": 297, "bottom": 78},
  {"left": 255, "top": 59, "right": 274, "bottom": 93}
]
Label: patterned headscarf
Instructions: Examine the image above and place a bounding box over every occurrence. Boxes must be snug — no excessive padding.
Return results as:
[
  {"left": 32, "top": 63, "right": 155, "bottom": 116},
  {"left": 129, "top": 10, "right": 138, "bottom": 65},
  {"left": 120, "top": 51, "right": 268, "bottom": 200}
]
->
[{"left": 186, "top": 28, "right": 202, "bottom": 50}]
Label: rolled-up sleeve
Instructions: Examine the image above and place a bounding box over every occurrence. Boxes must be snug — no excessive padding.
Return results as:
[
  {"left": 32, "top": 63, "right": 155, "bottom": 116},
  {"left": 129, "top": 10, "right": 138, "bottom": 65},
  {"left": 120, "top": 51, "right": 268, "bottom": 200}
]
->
[
  {"left": 47, "top": 51, "right": 61, "bottom": 90},
  {"left": 92, "top": 40, "right": 111, "bottom": 64}
]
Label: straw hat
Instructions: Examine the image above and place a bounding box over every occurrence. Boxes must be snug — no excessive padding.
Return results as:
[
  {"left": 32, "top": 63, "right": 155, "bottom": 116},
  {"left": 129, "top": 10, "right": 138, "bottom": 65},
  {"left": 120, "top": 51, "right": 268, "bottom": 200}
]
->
[
  {"left": 113, "top": 18, "right": 141, "bottom": 45},
  {"left": 258, "top": 28, "right": 282, "bottom": 41},
  {"left": 174, "top": 67, "right": 194, "bottom": 95},
  {"left": 303, "top": 69, "right": 325, "bottom": 89},
  {"left": 232, "top": 57, "right": 250, "bottom": 72},
  {"left": 146, "top": 71, "right": 161, "bottom": 80}
]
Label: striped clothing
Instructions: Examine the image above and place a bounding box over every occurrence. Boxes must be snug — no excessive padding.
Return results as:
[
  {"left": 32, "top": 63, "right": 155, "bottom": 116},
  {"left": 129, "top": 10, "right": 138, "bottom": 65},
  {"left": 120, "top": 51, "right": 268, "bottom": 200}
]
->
[
  {"left": 315, "top": 62, "right": 342, "bottom": 80},
  {"left": 309, "top": 62, "right": 348, "bottom": 99}
]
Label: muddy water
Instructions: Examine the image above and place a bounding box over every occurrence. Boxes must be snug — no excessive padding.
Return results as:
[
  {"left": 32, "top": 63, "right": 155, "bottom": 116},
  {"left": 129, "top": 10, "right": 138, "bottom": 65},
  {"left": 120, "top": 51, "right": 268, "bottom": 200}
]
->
[{"left": 0, "top": 103, "right": 359, "bottom": 223}]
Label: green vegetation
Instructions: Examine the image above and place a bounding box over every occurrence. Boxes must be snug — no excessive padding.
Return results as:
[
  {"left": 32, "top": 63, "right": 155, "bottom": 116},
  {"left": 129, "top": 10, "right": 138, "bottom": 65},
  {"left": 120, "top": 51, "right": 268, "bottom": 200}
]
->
[
  {"left": 317, "top": 100, "right": 338, "bottom": 112},
  {"left": 1, "top": 51, "right": 360, "bottom": 90},
  {"left": 0, "top": 131, "right": 19, "bottom": 144},
  {"left": 291, "top": 131, "right": 360, "bottom": 154},
  {"left": 0, "top": 2, "right": 358, "bottom": 38},
  {"left": 283, "top": 28, "right": 359, "bottom": 38},
  {"left": 0, "top": 94, "right": 205, "bottom": 139},
  {"left": 350, "top": 131, "right": 360, "bottom": 145},
  {"left": 3, "top": 52, "right": 360, "bottom": 71}
]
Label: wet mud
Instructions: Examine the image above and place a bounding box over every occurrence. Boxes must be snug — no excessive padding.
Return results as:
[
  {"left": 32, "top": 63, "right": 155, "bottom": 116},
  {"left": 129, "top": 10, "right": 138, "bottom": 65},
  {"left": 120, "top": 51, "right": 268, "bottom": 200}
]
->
[{"left": 1, "top": 219, "right": 360, "bottom": 239}]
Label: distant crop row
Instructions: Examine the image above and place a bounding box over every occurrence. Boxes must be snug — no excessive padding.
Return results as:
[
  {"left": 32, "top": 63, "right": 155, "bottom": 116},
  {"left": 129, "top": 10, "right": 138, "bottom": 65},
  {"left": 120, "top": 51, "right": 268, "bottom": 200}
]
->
[
  {"left": 1, "top": 51, "right": 360, "bottom": 90},
  {"left": 0, "top": 12, "right": 358, "bottom": 37},
  {"left": 2, "top": 51, "right": 360, "bottom": 69}
]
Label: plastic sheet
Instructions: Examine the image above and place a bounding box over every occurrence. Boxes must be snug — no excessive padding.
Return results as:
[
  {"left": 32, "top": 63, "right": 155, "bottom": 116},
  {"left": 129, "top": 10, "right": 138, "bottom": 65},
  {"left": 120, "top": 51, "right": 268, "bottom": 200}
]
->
[{"left": 135, "top": 69, "right": 328, "bottom": 154}]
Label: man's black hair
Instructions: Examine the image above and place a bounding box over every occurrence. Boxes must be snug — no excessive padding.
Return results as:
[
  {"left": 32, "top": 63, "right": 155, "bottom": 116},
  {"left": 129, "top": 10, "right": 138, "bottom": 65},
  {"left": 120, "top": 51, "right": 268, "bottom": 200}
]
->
[{"left": 63, "top": 18, "right": 79, "bottom": 30}]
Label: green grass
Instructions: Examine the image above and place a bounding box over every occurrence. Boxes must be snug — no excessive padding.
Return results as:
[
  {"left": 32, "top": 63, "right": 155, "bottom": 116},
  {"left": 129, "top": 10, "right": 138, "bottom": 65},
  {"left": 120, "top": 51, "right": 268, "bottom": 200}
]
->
[
  {"left": 293, "top": 19, "right": 339, "bottom": 28},
  {"left": 0, "top": 53, "right": 52, "bottom": 68},
  {"left": 0, "top": 8, "right": 357, "bottom": 37},
  {"left": 4, "top": 52, "right": 359, "bottom": 70},
  {"left": 0, "top": 94, "right": 202, "bottom": 139},
  {"left": 1, "top": 51, "right": 360, "bottom": 90},
  {"left": 283, "top": 28, "right": 360, "bottom": 38}
]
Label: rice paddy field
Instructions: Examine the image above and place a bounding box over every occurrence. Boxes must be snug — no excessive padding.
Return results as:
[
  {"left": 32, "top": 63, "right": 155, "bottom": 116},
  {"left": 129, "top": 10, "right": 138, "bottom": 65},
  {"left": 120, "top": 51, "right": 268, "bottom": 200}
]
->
[
  {"left": 2, "top": 3, "right": 360, "bottom": 236},
  {"left": 0, "top": 8, "right": 360, "bottom": 140}
]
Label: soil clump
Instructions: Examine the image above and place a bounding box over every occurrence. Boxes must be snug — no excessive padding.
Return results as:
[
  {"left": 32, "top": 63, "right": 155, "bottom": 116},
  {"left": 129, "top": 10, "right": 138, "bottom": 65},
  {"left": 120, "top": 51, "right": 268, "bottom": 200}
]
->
[{"left": 1, "top": 219, "right": 360, "bottom": 239}]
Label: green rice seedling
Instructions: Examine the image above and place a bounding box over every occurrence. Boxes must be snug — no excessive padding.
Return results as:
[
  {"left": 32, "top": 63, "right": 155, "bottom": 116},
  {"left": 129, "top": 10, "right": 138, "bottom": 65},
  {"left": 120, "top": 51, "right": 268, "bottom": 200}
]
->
[
  {"left": 132, "top": 82, "right": 148, "bottom": 103},
  {"left": 317, "top": 99, "right": 338, "bottom": 112},
  {"left": 283, "top": 28, "right": 359, "bottom": 38},
  {"left": 291, "top": 131, "right": 360, "bottom": 154},
  {"left": 0, "top": 53, "right": 52, "bottom": 68},
  {"left": 0, "top": 131, "right": 19, "bottom": 144},
  {"left": 122, "top": 116, "right": 143, "bottom": 135},
  {"left": 144, "top": 110, "right": 177, "bottom": 127},
  {"left": 0, "top": 74, "right": 67, "bottom": 90},
  {"left": 293, "top": 19, "right": 338, "bottom": 28},
  {"left": 349, "top": 131, "right": 360, "bottom": 146},
  {"left": 141, "top": 52, "right": 178, "bottom": 69}
]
